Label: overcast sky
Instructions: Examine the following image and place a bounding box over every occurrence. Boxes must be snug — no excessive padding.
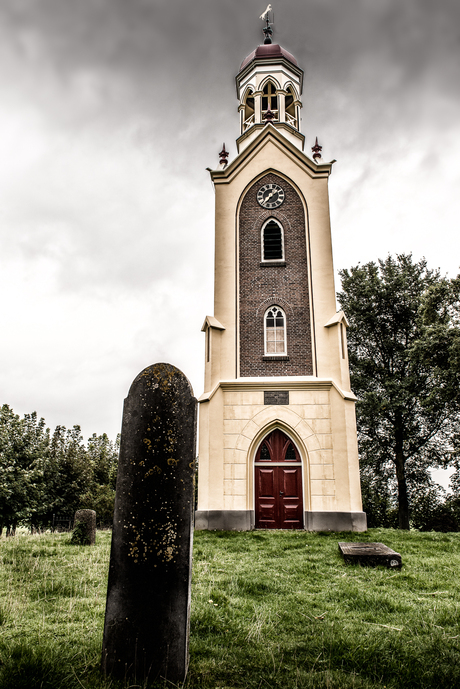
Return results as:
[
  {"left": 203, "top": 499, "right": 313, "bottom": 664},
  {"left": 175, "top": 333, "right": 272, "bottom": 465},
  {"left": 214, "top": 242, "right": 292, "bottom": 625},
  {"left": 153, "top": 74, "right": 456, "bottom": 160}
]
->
[{"left": 1, "top": 0, "right": 459, "bottom": 449}]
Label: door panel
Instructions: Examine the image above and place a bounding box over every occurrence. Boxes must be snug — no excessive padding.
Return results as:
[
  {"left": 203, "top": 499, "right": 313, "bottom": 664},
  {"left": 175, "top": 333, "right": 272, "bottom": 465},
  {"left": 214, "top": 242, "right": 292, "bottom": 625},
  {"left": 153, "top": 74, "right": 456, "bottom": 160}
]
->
[
  {"left": 258, "top": 501, "right": 277, "bottom": 527},
  {"left": 256, "top": 468, "right": 277, "bottom": 527},
  {"left": 279, "top": 468, "right": 303, "bottom": 528},
  {"left": 258, "top": 468, "right": 276, "bottom": 496},
  {"left": 280, "top": 468, "right": 300, "bottom": 495}
]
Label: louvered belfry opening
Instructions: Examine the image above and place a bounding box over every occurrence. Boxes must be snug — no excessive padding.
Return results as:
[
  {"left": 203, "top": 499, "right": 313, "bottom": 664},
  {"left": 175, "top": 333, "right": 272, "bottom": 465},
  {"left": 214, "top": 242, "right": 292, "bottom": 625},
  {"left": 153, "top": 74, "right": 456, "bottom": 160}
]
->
[{"left": 263, "top": 220, "right": 282, "bottom": 260}]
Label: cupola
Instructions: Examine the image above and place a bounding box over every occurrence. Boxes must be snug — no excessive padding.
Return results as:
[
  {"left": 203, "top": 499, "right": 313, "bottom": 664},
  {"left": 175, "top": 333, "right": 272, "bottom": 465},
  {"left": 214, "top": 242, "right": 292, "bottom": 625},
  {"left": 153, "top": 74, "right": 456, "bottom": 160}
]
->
[{"left": 236, "top": 17, "right": 304, "bottom": 153}]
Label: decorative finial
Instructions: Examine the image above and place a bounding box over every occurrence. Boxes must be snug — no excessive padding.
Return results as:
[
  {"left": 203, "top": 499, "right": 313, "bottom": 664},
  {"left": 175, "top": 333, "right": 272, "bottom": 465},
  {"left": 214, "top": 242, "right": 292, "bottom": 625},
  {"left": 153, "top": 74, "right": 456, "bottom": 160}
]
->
[
  {"left": 260, "top": 4, "right": 273, "bottom": 44},
  {"left": 312, "top": 137, "right": 323, "bottom": 161},
  {"left": 263, "top": 104, "right": 276, "bottom": 124},
  {"left": 219, "top": 143, "right": 229, "bottom": 167}
]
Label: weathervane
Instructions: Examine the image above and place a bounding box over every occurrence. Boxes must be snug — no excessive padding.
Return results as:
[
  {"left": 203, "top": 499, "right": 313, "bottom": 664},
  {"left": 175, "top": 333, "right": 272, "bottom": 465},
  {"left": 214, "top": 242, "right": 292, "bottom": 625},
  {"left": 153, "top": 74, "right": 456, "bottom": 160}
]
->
[{"left": 259, "top": 4, "right": 273, "bottom": 44}]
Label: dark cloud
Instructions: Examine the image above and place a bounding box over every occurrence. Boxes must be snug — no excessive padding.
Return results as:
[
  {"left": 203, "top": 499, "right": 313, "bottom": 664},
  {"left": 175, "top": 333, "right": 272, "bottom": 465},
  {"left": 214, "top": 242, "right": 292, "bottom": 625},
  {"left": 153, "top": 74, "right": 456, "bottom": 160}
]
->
[
  {"left": 0, "top": 0, "right": 459, "bottom": 437},
  {"left": 3, "top": 1, "right": 459, "bottom": 108},
  {"left": 2, "top": 0, "right": 459, "bottom": 156}
]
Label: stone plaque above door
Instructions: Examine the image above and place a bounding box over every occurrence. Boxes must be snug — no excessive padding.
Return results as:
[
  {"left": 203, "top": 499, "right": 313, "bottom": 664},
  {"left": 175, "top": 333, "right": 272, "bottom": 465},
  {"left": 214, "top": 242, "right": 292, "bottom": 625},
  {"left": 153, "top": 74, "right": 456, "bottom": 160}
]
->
[{"left": 264, "top": 390, "right": 289, "bottom": 405}]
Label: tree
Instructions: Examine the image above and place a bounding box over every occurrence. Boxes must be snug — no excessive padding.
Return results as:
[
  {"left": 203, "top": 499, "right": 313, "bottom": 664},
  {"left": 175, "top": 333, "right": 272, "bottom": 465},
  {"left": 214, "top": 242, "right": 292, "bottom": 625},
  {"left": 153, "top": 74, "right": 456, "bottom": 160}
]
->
[
  {"left": 338, "top": 255, "right": 460, "bottom": 529},
  {"left": 0, "top": 405, "right": 49, "bottom": 534},
  {"left": 0, "top": 403, "right": 120, "bottom": 532},
  {"left": 79, "top": 433, "right": 119, "bottom": 525},
  {"left": 39, "top": 424, "right": 92, "bottom": 526}
]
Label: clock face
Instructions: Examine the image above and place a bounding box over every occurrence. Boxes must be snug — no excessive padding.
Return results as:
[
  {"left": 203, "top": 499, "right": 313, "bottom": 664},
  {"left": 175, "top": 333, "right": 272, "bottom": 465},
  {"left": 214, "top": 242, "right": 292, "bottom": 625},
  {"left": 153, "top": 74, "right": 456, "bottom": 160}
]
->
[{"left": 257, "top": 183, "right": 285, "bottom": 209}]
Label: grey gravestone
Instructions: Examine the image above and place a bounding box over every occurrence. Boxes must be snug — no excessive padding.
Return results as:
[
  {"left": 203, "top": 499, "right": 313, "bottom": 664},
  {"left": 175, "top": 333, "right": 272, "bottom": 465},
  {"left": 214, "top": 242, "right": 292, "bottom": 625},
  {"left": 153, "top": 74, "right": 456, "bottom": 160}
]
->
[
  {"left": 102, "top": 363, "right": 197, "bottom": 685},
  {"left": 73, "top": 509, "right": 96, "bottom": 544},
  {"left": 339, "top": 542, "right": 402, "bottom": 568}
]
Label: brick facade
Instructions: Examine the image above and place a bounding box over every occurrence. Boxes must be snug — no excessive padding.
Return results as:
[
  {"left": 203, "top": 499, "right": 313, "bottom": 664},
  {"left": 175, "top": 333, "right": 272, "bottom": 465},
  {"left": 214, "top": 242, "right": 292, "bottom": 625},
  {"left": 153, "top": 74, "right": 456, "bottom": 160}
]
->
[{"left": 239, "top": 173, "right": 313, "bottom": 376}]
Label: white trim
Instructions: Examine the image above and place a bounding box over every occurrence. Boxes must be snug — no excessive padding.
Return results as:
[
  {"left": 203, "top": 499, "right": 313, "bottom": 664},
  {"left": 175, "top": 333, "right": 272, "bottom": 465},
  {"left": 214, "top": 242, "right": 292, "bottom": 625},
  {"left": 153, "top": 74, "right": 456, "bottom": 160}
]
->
[
  {"left": 254, "top": 462, "right": 301, "bottom": 466},
  {"left": 259, "top": 75, "right": 282, "bottom": 92},
  {"left": 260, "top": 217, "right": 285, "bottom": 262},
  {"left": 284, "top": 82, "right": 300, "bottom": 101}
]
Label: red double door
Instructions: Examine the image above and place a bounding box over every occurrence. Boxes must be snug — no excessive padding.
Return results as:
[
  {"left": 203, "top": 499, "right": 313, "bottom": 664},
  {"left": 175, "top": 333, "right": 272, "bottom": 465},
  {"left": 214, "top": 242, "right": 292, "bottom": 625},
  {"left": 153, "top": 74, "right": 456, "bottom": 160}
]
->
[{"left": 255, "top": 429, "right": 303, "bottom": 529}]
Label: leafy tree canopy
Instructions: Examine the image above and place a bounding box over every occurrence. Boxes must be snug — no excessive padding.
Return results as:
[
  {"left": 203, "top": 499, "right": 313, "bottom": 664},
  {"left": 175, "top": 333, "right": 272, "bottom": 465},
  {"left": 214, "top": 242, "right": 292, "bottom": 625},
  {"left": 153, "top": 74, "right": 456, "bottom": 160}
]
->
[
  {"left": 0, "top": 404, "right": 119, "bottom": 533},
  {"left": 338, "top": 254, "right": 460, "bottom": 529}
]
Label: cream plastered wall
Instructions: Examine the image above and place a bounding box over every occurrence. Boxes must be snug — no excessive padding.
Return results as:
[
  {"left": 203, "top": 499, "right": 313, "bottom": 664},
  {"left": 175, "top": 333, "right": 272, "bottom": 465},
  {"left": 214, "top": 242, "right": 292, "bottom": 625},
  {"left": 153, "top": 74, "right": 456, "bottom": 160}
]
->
[
  {"left": 197, "top": 125, "right": 363, "bottom": 520},
  {"left": 197, "top": 381, "right": 363, "bottom": 514},
  {"left": 209, "top": 125, "right": 344, "bottom": 393}
]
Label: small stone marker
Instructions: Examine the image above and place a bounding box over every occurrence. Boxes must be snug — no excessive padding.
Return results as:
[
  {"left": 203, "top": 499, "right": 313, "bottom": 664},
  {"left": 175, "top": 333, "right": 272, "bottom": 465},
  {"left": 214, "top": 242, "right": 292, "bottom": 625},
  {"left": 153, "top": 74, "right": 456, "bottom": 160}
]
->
[
  {"left": 339, "top": 542, "right": 402, "bottom": 568},
  {"left": 101, "top": 363, "right": 197, "bottom": 685},
  {"left": 73, "top": 509, "right": 96, "bottom": 544}
]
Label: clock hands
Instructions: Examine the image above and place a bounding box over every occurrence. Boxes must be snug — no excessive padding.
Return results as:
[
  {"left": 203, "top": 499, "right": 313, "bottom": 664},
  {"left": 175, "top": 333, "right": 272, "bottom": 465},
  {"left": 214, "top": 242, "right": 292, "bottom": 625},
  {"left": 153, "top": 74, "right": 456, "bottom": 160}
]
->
[{"left": 264, "top": 189, "right": 278, "bottom": 202}]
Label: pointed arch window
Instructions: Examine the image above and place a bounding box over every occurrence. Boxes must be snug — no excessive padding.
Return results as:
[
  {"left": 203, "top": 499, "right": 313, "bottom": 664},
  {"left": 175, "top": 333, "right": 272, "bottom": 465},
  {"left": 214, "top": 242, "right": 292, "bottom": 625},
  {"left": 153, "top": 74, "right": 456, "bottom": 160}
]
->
[
  {"left": 285, "top": 86, "right": 297, "bottom": 128},
  {"left": 243, "top": 89, "right": 255, "bottom": 131},
  {"left": 265, "top": 306, "right": 286, "bottom": 355},
  {"left": 262, "top": 82, "right": 278, "bottom": 120},
  {"left": 262, "top": 219, "right": 284, "bottom": 261}
]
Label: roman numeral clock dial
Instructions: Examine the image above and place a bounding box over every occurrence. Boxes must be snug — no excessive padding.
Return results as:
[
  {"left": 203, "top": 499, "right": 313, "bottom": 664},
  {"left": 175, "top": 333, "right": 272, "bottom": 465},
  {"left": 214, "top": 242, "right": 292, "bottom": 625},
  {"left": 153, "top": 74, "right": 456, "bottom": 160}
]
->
[{"left": 257, "top": 183, "right": 285, "bottom": 209}]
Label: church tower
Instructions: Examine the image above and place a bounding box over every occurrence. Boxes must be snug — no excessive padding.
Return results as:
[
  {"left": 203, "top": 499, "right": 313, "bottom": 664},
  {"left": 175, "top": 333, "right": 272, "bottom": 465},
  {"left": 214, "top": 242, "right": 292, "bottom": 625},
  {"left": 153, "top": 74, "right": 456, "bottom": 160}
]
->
[{"left": 196, "top": 18, "right": 366, "bottom": 532}]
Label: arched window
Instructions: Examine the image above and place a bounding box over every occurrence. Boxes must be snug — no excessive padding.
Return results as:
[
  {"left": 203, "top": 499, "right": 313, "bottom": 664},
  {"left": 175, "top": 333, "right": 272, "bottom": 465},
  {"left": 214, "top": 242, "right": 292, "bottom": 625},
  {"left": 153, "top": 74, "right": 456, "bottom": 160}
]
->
[
  {"left": 243, "top": 89, "right": 254, "bottom": 131},
  {"left": 262, "top": 219, "right": 284, "bottom": 261},
  {"left": 262, "top": 81, "right": 278, "bottom": 120},
  {"left": 265, "top": 306, "right": 286, "bottom": 355},
  {"left": 285, "top": 86, "right": 297, "bottom": 128}
]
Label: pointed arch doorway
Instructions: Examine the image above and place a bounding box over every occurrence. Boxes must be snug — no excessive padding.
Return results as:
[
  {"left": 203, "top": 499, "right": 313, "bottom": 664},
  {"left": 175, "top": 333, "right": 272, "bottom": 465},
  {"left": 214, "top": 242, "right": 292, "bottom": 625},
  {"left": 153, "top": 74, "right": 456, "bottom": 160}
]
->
[{"left": 254, "top": 429, "right": 304, "bottom": 529}]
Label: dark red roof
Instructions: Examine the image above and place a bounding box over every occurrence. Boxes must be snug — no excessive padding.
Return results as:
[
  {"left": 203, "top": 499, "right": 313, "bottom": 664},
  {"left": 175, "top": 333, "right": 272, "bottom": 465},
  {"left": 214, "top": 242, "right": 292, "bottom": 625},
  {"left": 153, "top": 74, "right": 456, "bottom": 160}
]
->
[{"left": 239, "top": 44, "right": 298, "bottom": 72}]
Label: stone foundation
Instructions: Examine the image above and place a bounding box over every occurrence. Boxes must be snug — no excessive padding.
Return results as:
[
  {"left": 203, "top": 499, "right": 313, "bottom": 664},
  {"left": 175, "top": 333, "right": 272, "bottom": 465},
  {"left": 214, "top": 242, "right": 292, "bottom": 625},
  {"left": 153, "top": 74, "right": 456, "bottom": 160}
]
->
[{"left": 195, "top": 510, "right": 367, "bottom": 532}]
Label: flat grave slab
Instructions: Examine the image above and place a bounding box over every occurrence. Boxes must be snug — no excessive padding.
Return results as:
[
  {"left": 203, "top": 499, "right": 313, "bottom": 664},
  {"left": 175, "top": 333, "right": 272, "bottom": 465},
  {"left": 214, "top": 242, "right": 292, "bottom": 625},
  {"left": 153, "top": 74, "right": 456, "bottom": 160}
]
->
[{"left": 339, "top": 542, "right": 402, "bottom": 568}]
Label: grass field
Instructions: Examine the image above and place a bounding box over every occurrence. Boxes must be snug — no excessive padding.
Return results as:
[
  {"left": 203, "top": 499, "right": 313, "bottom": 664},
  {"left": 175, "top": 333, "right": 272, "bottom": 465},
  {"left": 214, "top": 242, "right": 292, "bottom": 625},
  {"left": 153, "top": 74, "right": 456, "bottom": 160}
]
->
[{"left": 0, "top": 528, "right": 459, "bottom": 689}]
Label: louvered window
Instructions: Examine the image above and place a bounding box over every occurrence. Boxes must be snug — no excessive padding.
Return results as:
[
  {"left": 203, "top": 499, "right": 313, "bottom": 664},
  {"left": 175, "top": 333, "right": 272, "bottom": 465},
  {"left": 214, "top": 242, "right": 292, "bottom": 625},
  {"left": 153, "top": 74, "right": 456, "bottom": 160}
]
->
[{"left": 262, "top": 219, "right": 283, "bottom": 261}]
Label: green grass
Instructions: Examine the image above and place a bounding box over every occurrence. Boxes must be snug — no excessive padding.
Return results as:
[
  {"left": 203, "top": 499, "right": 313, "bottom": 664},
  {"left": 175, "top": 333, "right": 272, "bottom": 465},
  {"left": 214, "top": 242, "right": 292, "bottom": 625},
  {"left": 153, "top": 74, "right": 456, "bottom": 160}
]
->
[{"left": 0, "top": 529, "right": 459, "bottom": 688}]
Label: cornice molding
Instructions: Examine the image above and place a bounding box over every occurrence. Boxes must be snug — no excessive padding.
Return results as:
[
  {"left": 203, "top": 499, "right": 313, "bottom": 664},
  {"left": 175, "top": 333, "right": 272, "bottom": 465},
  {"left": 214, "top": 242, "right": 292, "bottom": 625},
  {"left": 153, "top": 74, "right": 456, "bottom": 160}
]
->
[
  {"left": 198, "top": 378, "right": 357, "bottom": 403},
  {"left": 236, "top": 56, "right": 304, "bottom": 94},
  {"left": 324, "top": 310, "right": 350, "bottom": 328},
  {"left": 201, "top": 315, "right": 225, "bottom": 332},
  {"left": 209, "top": 125, "right": 335, "bottom": 185}
]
